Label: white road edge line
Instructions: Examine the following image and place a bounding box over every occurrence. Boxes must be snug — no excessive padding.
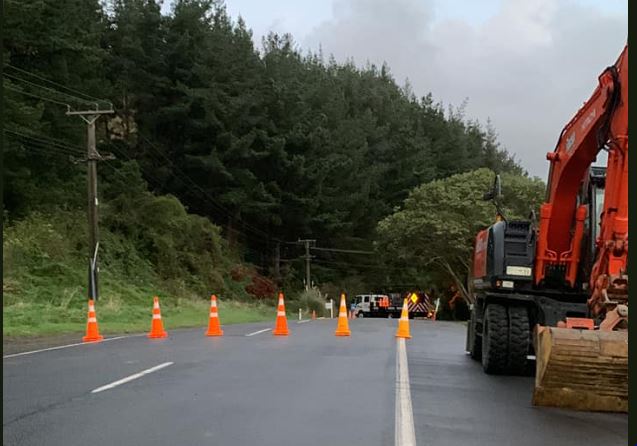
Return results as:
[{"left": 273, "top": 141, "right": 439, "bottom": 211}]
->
[
  {"left": 297, "top": 320, "right": 311, "bottom": 324},
  {"left": 91, "top": 362, "right": 174, "bottom": 394},
  {"left": 3, "top": 334, "right": 144, "bottom": 359},
  {"left": 395, "top": 338, "right": 417, "bottom": 446},
  {"left": 244, "top": 328, "right": 272, "bottom": 337}
]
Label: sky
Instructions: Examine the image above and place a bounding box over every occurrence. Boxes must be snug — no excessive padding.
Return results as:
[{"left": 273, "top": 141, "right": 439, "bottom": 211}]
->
[{"left": 162, "top": 0, "right": 627, "bottom": 179}]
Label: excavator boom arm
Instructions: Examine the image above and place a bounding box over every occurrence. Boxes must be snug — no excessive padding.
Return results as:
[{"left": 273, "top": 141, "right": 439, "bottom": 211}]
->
[{"left": 535, "top": 45, "right": 628, "bottom": 292}]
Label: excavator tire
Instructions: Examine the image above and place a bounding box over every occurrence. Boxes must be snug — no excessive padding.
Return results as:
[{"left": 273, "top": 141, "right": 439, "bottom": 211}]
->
[
  {"left": 481, "top": 304, "right": 508, "bottom": 374},
  {"left": 533, "top": 326, "right": 628, "bottom": 412},
  {"left": 506, "top": 306, "right": 530, "bottom": 375}
]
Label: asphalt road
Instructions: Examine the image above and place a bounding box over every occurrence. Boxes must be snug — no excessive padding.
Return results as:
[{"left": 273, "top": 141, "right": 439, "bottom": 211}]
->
[
  {"left": 3, "top": 319, "right": 628, "bottom": 446},
  {"left": 407, "top": 321, "right": 628, "bottom": 446}
]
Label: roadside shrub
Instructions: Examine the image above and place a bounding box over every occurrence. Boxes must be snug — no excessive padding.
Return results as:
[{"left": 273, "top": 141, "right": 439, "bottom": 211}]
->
[
  {"left": 295, "top": 288, "right": 325, "bottom": 317},
  {"left": 3, "top": 211, "right": 80, "bottom": 276},
  {"left": 232, "top": 264, "right": 277, "bottom": 300}
]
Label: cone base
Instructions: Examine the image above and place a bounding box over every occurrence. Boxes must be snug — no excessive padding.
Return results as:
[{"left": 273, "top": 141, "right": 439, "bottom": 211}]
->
[
  {"left": 272, "top": 329, "right": 289, "bottom": 336},
  {"left": 148, "top": 332, "right": 168, "bottom": 339},
  {"left": 396, "top": 334, "right": 411, "bottom": 339},
  {"left": 335, "top": 330, "right": 351, "bottom": 336},
  {"left": 82, "top": 335, "right": 103, "bottom": 343},
  {"left": 205, "top": 330, "right": 224, "bottom": 336}
]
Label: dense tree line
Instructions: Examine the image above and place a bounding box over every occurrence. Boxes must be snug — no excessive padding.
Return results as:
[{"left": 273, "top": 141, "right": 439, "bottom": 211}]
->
[{"left": 4, "top": 0, "right": 527, "bottom": 292}]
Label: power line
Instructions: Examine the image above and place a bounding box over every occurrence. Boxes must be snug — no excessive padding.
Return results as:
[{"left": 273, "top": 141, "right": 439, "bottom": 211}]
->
[
  {"left": 5, "top": 85, "right": 70, "bottom": 107},
  {"left": 310, "top": 246, "right": 375, "bottom": 254},
  {"left": 136, "top": 133, "right": 282, "bottom": 244},
  {"left": 6, "top": 67, "right": 279, "bottom": 245},
  {"left": 311, "top": 257, "right": 415, "bottom": 272},
  {"left": 5, "top": 140, "right": 82, "bottom": 159},
  {"left": 5, "top": 65, "right": 280, "bottom": 259},
  {"left": 103, "top": 140, "right": 277, "bottom": 252},
  {"left": 103, "top": 144, "right": 172, "bottom": 190},
  {"left": 5, "top": 128, "right": 85, "bottom": 154},
  {"left": 106, "top": 140, "right": 246, "bottom": 230},
  {"left": 5, "top": 127, "right": 84, "bottom": 149},
  {"left": 4, "top": 63, "right": 112, "bottom": 105},
  {"left": 4, "top": 72, "right": 101, "bottom": 107},
  {"left": 137, "top": 134, "right": 258, "bottom": 233}
]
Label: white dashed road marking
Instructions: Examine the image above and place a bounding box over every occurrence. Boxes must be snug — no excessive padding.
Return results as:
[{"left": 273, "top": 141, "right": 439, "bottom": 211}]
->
[
  {"left": 244, "top": 328, "right": 272, "bottom": 337},
  {"left": 91, "top": 362, "right": 174, "bottom": 393},
  {"left": 3, "top": 335, "right": 144, "bottom": 359}
]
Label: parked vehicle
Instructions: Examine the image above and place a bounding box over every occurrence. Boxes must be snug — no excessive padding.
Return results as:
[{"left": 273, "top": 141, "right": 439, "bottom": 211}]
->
[{"left": 353, "top": 292, "right": 433, "bottom": 318}]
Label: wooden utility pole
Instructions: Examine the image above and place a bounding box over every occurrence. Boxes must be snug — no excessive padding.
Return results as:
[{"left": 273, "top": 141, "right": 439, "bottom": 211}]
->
[
  {"left": 67, "top": 107, "right": 114, "bottom": 301},
  {"left": 297, "top": 239, "right": 316, "bottom": 290}
]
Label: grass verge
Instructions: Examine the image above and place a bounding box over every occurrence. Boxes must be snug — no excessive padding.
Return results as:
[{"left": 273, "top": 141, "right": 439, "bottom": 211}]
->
[
  {"left": 3, "top": 275, "right": 276, "bottom": 338},
  {"left": 3, "top": 298, "right": 275, "bottom": 337}
]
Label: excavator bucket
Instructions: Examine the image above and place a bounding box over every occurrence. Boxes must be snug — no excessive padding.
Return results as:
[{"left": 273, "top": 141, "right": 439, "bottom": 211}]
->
[{"left": 532, "top": 325, "right": 628, "bottom": 412}]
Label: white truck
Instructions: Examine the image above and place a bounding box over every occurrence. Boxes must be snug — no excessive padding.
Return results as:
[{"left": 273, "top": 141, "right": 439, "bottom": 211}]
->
[{"left": 352, "top": 292, "right": 433, "bottom": 318}]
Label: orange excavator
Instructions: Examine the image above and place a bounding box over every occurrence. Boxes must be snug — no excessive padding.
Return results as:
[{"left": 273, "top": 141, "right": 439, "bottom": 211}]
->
[{"left": 465, "top": 45, "right": 628, "bottom": 412}]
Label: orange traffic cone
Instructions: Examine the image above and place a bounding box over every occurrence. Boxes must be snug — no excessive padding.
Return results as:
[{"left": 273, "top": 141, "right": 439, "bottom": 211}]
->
[
  {"left": 148, "top": 296, "right": 168, "bottom": 339},
  {"left": 395, "top": 298, "right": 411, "bottom": 339},
  {"left": 273, "top": 292, "right": 289, "bottom": 336},
  {"left": 205, "top": 294, "right": 224, "bottom": 336},
  {"left": 312, "top": 310, "right": 316, "bottom": 320},
  {"left": 335, "top": 293, "right": 351, "bottom": 336},
  {"left": 82, "top": 299, "right": 104, "bottom": 342}
]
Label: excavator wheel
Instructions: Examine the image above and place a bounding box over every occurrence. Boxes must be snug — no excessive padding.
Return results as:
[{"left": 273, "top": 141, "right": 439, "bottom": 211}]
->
[
  {"left": 506, "top": 306, "right": 530, "bottom": 374},
  {"left": 481, "top": 304, "right": 508, "bottom": 374}
]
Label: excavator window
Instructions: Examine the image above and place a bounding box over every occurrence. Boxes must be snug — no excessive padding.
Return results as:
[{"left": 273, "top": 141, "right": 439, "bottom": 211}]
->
[{"left": 592, "top": 186, "right": 604, "bottom": 243}]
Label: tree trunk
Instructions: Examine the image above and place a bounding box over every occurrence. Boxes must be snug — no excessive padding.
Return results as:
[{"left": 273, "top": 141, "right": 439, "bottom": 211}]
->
[
  {"left": 226, "top": 211, "right": 240, "bottom": 250},
  {"left": 438, "top": 259, "right": 474, "bottom": 304},
  {"left": 273, "top": 242, "right": 281, "bottom": 287}
]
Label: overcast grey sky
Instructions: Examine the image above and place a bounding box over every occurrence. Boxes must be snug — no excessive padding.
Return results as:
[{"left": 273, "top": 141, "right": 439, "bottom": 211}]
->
[{"left": 163, "top": 0, "right": 627, "bottom": 178}]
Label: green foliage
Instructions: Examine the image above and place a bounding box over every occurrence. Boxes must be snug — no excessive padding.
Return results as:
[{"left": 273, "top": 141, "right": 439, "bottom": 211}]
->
[
  {"left": 376, "top": 169, "right": 545, "bottom": 297},
  {"left": 2, "top": 198, "right": 273, "bottom": 336},
  {"left": 284, "top": 288, "right": 326, "bottom": 317},
  {"left": 3, "top": 0, "right": 532, "bottom": 312}
]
